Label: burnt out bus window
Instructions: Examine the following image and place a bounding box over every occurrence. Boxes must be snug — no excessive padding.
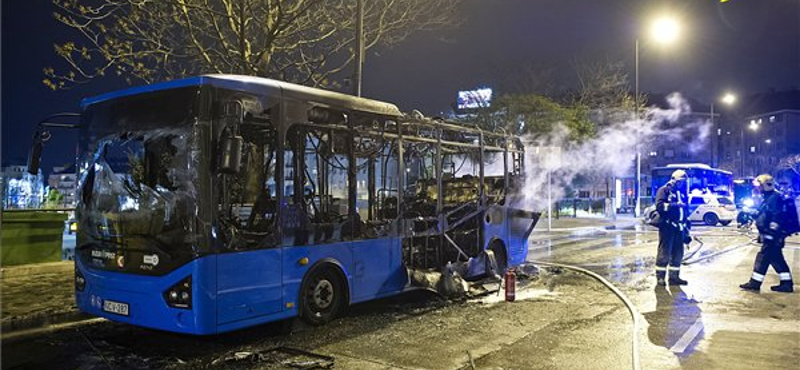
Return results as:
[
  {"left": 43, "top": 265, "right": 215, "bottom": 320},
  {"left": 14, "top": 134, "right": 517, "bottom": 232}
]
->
[
  {"left": 215, "top": 91, "right": 279, "bottom": 250},
  {"left": 282, "top": 125, "right": 353, "bottom": 246}
]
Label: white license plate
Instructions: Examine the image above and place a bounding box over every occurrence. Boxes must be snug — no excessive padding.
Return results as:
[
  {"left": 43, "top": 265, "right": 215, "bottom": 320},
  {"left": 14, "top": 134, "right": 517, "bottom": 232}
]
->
[{"left": 103, "top": 300, "right": 130, "bottom": 316}]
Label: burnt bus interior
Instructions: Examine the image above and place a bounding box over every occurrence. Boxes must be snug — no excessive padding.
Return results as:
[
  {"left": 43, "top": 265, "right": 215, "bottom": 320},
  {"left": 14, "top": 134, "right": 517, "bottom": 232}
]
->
[{"left": 215, "top": 87, "right": 527, "bottom": 274}]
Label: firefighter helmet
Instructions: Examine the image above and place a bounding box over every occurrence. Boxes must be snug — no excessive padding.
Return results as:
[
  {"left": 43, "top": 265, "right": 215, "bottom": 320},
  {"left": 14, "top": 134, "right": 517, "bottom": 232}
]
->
[
  {"left": 754, "top": 174, "right": 775, "bottom": 191},
  {"left": 671, "top": 169, "right": 687, "bottom": 181}
]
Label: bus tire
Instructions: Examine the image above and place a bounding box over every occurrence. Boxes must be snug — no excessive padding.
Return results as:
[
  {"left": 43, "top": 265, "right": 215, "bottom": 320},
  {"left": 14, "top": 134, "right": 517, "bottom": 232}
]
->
[
  {"left": 489, "top": 240, "right": 508, "bottom": 274},
  {"left": 300, "top": 265, "right": 347, "bottom": 326},
  {"left": 703, "top": 212, "right": 719, "bottom": 226}
]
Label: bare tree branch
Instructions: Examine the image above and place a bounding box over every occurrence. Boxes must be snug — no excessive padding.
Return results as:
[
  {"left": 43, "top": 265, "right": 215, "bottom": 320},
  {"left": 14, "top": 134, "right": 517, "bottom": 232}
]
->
[{"left": 47, "top": 0, "right": 462, "bottom": 90}]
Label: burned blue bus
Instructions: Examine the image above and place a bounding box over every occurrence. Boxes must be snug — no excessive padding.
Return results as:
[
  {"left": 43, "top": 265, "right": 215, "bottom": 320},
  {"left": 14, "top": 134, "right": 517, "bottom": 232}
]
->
[{"left": 31, "top": 75, "right": 538, "bottom": 334}]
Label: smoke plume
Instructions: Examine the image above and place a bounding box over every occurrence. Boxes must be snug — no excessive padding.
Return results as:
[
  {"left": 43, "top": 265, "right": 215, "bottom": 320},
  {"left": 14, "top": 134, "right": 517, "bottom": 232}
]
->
[{"left": 520, "top": 92, "right": 711, "bottom": 211}]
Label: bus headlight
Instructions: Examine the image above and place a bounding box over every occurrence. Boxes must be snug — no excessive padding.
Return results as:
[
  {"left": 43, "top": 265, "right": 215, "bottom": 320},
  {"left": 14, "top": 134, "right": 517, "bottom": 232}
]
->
[
  {"left": 164, "top": 276, "right": 192, "bottom": 309},
  {"left": 75, "top": 269, "right": 86, "bottom": 292}
]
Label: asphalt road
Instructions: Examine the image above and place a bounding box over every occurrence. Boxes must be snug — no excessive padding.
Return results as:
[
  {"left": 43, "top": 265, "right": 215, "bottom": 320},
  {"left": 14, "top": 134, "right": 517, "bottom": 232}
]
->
[{"left": 2, "top": 225, "right": 798, "bottom": 370}]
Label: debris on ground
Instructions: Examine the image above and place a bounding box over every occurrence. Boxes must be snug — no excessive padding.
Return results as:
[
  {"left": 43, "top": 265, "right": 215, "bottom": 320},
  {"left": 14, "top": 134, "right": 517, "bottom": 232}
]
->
[{"left": 210, "top": 347, "right": 334, "bottom": 369}]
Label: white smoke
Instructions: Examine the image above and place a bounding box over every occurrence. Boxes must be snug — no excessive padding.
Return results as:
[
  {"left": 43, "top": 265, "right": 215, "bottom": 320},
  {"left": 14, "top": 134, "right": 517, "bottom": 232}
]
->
[{"left": 520, "top": 92, "right": 711, "bottom": 211}]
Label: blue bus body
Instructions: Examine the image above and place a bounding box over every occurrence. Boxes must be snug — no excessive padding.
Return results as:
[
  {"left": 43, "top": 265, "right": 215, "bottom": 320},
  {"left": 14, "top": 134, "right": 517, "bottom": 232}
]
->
[
  {"left": 71, "top": 75, "right": 537, "bottom": 334},
  {"left": 651, "top": 164, "right": 734, "bottom": 198}
]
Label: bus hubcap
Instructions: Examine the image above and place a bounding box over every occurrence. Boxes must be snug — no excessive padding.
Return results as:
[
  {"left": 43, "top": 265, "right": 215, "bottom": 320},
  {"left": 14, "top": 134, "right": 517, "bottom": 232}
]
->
[{"left": 313, "top": 280, "right": 334, "bottom": 309}]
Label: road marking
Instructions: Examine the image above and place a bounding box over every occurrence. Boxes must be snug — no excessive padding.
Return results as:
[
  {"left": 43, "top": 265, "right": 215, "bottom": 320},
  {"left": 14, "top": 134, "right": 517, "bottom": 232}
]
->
[{"left": 669, "top": 319, "right": 704, "bottom": 354}]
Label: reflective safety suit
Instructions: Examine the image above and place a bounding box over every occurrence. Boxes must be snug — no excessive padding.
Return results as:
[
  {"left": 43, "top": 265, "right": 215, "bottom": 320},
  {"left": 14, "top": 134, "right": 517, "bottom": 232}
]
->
[
  {"left": 750, "top": 190, "right": 793, "bottom": 286},
  {"left": 655, "top": 181, "right": 690, "bottom": 282}
]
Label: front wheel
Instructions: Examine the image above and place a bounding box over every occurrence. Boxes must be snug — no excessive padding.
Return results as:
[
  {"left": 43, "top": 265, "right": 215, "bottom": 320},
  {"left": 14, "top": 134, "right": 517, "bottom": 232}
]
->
[
  {"left": 703, "top": 212, "right": 720, "bottom": 226},
  {"left": 300, "top": 267, "right": 347, "bottom": 326}
]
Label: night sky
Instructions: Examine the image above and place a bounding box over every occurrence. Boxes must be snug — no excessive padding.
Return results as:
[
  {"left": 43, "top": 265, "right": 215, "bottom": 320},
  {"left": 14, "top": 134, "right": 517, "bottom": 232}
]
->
[{"left": 2, "top": 0, "right": 799, "bottom": 173}]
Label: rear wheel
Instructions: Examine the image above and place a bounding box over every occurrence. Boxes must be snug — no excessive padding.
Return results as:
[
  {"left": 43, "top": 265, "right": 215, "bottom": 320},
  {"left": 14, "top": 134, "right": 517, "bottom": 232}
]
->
[
  {"left": 300, "top": 266, "right": 346, "bottom": 326},
  {"left": 703, "top": 212, "right": 719, "bottom": 226}
]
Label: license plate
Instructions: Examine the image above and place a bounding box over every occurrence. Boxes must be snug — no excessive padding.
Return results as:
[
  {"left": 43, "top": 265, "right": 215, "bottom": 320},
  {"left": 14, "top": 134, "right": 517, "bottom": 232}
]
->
[{"left": 102, "top": 299, "right": 130, "bottom": 316}]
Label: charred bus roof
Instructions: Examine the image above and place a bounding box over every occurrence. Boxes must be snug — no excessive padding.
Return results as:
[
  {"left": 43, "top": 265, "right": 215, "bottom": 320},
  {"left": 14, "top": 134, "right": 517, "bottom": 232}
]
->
[{"left": 80, "top": 74, "right": 403, "bottom": 118}]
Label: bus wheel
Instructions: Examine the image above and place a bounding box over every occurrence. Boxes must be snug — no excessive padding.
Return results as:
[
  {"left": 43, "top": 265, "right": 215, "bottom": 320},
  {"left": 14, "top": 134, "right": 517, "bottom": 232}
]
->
[
  {"left": 489, "top": 241, "right": 508, "bottom": 275},
  {"left": 301, "top": 267, "right": 346, "bottom": 326},
  {"left": 703, "top": 213, "right": 719, "bottom": 226}
]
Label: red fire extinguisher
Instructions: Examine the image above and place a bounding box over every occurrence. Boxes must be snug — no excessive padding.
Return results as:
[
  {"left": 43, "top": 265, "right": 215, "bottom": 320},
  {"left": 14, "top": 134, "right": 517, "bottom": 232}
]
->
[{"left": 504, "top": 268, "right": 516, "bottom": 302}]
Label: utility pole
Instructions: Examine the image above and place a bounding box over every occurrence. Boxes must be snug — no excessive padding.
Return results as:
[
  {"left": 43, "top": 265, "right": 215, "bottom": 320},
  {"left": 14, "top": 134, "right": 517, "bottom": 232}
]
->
[{"left": 353, "top": 0, "right": 365, "bottom": 97}]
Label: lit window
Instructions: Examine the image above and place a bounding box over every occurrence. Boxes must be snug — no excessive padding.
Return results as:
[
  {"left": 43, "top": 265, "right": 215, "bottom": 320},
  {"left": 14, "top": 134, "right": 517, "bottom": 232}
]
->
[
  {"left": 750, "top": 146, "right": 756, "bottom": 153},
  {"left": 770, "top": 116, "right": 776, "bottom": 122},
  {"left": 717, "top": 128, "right": 722, "bottom": 136}
]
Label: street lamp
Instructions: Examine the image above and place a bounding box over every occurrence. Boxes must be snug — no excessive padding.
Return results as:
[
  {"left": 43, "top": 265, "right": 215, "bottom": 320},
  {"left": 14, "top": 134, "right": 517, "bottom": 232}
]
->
[
  {"left": 741, "top": 120, "right": 759, "bottom": 177},
  {"left": 634, "top": 15, "right": 681, "bottom": 217},
  {"left": 711, "top": 92, "right": 737, "bottom": 167}
]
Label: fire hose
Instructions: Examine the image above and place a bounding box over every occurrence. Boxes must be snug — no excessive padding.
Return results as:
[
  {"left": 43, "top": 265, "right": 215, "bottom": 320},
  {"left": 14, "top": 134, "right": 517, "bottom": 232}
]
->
[{"left": 528, "top": 260, "right": 642, "bottom": 370}]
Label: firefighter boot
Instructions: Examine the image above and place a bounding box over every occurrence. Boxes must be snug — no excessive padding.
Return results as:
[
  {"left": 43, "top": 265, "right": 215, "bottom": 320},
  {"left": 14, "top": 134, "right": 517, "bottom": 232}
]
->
[
  {"left": 770, "top": 281, "right": 794, "bottom": 293},
  {"left": 739, "top": 279, "right": 761, "bottom": 292},
  {"left": 656, "top": 270, "right": 666, "bottom": 286},
  {"left": 668, "top": 270, "right": 688, "bottom": 286}
]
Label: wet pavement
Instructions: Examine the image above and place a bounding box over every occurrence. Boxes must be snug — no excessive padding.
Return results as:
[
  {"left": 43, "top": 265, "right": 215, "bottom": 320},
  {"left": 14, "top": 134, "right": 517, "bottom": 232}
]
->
[
  {"left": 2, "top": 224, "right": 799, "bottom": 369},
  {"left": 529, "top": 224, "right": 800, "bottom": 370}
]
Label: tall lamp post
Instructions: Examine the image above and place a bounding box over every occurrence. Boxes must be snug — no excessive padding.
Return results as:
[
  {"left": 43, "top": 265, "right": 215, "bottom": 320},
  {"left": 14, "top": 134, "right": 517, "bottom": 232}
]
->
[
  {"left": 742, "top": 119, "right": 759, "bottom": 177},
  {"left": 634, "top": 15, "right": 681, "bottom": 217},
  {"left": 711, "top": 92, "right": 737, "bottom": 167}
]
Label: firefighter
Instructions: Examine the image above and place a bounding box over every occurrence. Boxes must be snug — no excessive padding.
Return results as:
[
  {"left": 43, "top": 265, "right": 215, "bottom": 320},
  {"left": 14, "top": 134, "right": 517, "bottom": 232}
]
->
[
  {"left": 654, "top": 169, "right": 691, "bottom": 286},
  {"left": 740, "top": 174, "right": 794, "bottom": 293}
]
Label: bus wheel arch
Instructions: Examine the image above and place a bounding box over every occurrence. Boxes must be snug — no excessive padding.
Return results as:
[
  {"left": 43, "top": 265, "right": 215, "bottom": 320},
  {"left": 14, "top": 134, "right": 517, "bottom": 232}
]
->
[
  {"left": 299, "top": 260, "right": 349, "bottom": 326},
  {"left": 487, "top": 239, "right": 508, "bottom": 275}
]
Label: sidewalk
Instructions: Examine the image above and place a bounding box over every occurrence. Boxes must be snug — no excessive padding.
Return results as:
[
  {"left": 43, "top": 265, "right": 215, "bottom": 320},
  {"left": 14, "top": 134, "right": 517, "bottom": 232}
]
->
[
  {"left": 1, "top": 260, "right": 90, "bottom": 335},
  {"left": 531, "top": 214, "right": 641, "bottom": 239}
]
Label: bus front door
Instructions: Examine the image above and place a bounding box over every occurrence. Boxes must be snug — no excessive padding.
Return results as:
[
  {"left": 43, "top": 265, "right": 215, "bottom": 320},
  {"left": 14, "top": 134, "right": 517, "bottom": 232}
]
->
[{"left": 216, "top": 249, "right": 283, "bottom": 325}]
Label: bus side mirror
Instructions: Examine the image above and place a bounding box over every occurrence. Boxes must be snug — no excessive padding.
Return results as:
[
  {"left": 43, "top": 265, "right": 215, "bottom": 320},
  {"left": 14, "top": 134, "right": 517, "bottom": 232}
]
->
[
  {"left": 27, "top": 130, "right": 49, "bottom": 175},
  {"left": 219, "top": 133, "right": 243, "bottom": 174}
]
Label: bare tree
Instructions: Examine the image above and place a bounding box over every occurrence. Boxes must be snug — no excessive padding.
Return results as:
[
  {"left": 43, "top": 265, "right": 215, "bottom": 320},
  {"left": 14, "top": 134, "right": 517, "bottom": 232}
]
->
[
  {"left": 45, "top": 0, "right": 461, "bottom": 89},
  {"left": 778, "top": 154, "right": 800, "bottom": 175},
  {"left": 570, "top": 57, "right": 639, "bottom": 128}
]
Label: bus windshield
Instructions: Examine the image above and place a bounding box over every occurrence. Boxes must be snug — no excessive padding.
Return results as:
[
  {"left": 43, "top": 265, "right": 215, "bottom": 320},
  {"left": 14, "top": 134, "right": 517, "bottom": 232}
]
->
[{"left": 76, "top": 87, "right": 207, "bottom": 275}]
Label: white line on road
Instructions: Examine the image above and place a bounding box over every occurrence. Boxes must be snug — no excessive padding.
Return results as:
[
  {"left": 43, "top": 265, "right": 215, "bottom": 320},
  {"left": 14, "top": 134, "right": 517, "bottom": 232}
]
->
[{"left": 669, "top": 319, "right": 704, "bottom": 354}]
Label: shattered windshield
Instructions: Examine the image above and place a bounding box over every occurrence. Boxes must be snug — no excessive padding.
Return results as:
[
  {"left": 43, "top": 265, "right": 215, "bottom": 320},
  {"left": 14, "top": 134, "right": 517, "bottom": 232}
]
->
[{"left": 76, "top": 87, "right": 207, "bottom": 275}]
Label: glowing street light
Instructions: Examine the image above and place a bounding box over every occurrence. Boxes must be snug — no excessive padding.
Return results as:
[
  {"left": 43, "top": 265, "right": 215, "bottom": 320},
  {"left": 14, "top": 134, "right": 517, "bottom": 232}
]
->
[
  {"left": 650, "top": 17, "right": 681, "bottom": 44},
  {"left": 721, "top": 93, "right": 737, "bottom": 106},
  {"left": 634, "top": 14, "right": 681, "bottom": 217}
]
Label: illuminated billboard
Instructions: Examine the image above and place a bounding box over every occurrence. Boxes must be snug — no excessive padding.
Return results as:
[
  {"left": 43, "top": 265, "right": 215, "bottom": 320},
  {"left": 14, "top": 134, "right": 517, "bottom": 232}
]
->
[{"left": 457, "top": 88, "right": 492, "bottom": 110}]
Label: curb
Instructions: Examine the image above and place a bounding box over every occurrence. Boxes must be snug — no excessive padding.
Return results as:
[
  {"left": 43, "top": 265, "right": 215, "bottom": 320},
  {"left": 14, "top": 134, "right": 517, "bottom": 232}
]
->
[
  {"left": 1, "top": 261, "right": 74, "bottom": 278},
  {"left": 1, "top": 310, "right": 92, "bottom": 336}
]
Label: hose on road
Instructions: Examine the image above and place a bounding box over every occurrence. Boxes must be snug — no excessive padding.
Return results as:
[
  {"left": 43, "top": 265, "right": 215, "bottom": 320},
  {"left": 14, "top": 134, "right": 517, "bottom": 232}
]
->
[{"left": 529, "top": 260, "right": 642, "bottom": 370}]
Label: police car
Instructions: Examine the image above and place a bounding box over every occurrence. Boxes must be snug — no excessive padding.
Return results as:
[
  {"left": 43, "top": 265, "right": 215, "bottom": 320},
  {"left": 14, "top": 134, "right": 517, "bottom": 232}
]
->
[{"left": 643, "top": 194, "right": 737, "bottom": 226}]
